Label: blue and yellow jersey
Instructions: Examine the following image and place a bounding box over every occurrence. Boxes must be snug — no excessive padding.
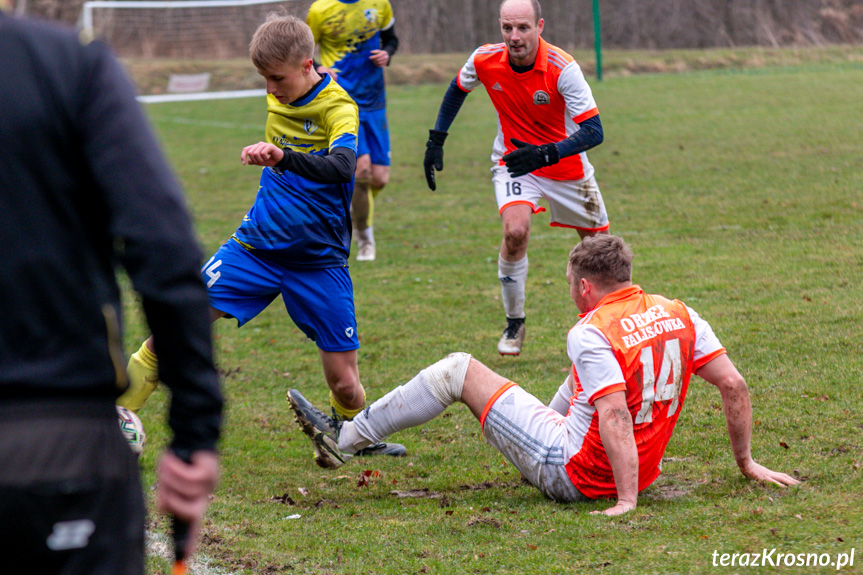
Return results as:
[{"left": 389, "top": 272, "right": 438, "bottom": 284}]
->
[
  {"left": 233, "top": 75, "right": 359, "bottom": 268},
  {"left": 307, "top": 0, "right": 394, "bottom": 112}
]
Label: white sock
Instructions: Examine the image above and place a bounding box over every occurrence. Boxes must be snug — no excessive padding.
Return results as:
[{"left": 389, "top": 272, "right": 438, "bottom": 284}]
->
[
  {"left": 339, "top": 355, "right": 470, "bottom": 453},
  {"left": 356, "top": 226, "right": 375, "bottom": 245},
  {"left": 548, "top": 375, "right": 574, "bottom": 416},
  {"left": 498, "top": 254, "right": 527, "bottom": 319}
]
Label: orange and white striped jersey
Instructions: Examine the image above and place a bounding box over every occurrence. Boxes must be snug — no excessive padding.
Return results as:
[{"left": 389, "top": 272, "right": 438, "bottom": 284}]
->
[
  {"left": 457, "top": 36, "right": 598, "bottom": 181},
  {"left": 562, "top": 286, "right": 726, "bottom": 499}
]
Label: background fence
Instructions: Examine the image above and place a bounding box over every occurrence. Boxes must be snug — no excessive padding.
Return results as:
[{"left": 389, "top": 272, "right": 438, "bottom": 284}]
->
[{"left": 21, "top": 0, "right": 863, "bottom": 57}]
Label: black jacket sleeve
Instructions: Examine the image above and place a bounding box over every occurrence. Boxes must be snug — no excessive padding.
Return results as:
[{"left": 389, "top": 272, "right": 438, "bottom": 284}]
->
[
  {"left": 81, "top": 39, "right": 224, "bottom": 455},
  {"left": 433, "top": 77, "right": 470, "bottom": 132},
  {"left": 0, "top": 14, "right": 222, "bottom": 454},
  {"left": 275, "top": 146, "right": 357, "bottom": 184},
  {"left": 555, "top": 115, "right": 604, "bottom": 158},
  {"left": 380, "top": 25, "right": 399, "bottom": 60}
]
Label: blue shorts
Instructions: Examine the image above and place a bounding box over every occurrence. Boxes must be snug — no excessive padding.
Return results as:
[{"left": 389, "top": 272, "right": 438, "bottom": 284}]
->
[
  {"left": 203, "top": 240, "right": 359, "bottom": 352},
  {"left": 357, "top": 108, "right": 391, "bottom": 166}
]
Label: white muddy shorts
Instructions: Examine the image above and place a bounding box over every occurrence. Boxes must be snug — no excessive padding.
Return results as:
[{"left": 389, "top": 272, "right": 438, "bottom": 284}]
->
[
  {"left": 480, "top": 383, "right": 589, "bottom": 502},
  {"left": 491, "top": 164, "right": 610, "bottom": 233}
]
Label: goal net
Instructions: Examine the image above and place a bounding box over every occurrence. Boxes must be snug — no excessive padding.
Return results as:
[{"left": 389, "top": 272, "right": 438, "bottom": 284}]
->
[{"left": 80, "top": 0, "right": 312, "bottom": 101}]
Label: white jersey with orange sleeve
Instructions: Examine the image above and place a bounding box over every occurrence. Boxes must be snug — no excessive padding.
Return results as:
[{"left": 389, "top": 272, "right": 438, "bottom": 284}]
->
[
  {"left": 561, "top": 286, "right": 727, "bottom": 499},
  {"left": 456, "top": 36, "right": 599, "bottom": 182}
]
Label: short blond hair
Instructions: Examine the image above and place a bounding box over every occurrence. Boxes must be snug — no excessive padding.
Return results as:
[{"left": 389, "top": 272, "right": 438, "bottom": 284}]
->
[
  {"left": 249, "top": 13, "right": 314, "bottom": 70},
  {"left": 568, "top": 235, "right": 633, "bottom": 290}
]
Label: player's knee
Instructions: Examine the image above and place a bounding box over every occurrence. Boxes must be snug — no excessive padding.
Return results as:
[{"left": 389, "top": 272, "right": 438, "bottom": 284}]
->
[
  {"left": 720, "top": 371, "right": 747, "bottom": 393},
  {"left": 329, "top": 379, "right": 364, "bottom": 409},
  {"left": 329, "top": 372, "right": 358, "bottom": 392},
  {"left": 329, "top": 385, "right": 366, "bottom": 418},
  {"left": 422, "top": 352, "right": 472, "bottom": 406},
  {"left": 325, "top": 365, "right": 360, "bottom": 397},
  {"left": 371, "top": 168, "right": 389, "bottom": 189},
  {"left": 504, "top": 226, "right": 529, "bottom": 251},
  {"left": 355, "top": 156, "right": 372, "bottom": 180}
]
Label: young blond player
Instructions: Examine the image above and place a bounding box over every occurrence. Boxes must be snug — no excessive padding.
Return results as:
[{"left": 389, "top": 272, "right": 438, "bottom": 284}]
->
[{"left": 119, "top": 14, "right": 404, "bottom": 458}]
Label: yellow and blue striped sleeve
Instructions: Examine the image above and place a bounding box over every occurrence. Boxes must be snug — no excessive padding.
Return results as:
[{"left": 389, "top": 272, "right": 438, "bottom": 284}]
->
[{"left": 326, "top": 94, "right": 359, "bottom": 152}]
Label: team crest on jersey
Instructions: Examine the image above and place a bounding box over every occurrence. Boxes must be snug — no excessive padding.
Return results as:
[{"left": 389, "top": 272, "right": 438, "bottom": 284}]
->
[
  {"left": 303, "top": 119, "right": 318, "bottom": 135},
  {"left": 363, "top": 9, "right": 377, "bottom": 23},
  {"left": 533, "top": 90, "right": 550, "bottom": 105}
]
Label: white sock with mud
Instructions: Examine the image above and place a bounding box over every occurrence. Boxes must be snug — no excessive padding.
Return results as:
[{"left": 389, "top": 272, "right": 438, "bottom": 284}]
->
[
  {"left": 339, "top": 353, "right": 471, "bottom": 454},
  {"left": 356, "top": 226, "right": 374, "bottom": 245},
  {"left": 498, "top": 255, "right": 527, "bottom": 319}
]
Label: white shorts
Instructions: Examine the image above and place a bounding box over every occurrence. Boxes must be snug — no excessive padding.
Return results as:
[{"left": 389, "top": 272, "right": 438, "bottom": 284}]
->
[
  {"left": 480, "top": 383, "right": 589, "bottom": 502},
  {"left": 491, "top": 164, "right": 610, "bottom": 232}
]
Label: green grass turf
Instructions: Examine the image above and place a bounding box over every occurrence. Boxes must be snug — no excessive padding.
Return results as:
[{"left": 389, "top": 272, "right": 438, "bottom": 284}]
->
[{"left": 134, "top": 57, "right": 863, "bottom": 574}]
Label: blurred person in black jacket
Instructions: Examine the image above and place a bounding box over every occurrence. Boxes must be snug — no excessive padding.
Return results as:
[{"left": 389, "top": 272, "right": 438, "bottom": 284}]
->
[{"left": 0, "top": 4, "right": 223, "bottom": 572}]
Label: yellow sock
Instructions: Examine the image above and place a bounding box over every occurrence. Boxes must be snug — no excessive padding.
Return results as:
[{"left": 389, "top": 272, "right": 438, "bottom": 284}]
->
[
  {"left": 117, "top": 342, "right": 161, "bottom": 413},
  {"left": 329, "top": 387, "right": 366, "bottom": 420},
  {"left": 367, "top": 186, "right": 383, "bottom": 229}
]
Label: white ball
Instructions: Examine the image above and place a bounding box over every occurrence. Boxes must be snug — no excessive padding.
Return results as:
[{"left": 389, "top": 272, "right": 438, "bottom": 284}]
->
[{"left": 116, "top": 405, "right": 146, "bottom": 456}]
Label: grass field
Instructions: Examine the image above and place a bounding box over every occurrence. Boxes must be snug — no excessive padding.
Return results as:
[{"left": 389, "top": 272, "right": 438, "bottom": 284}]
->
[{"left": 134, "top": 54, "right": 863, "bottom": 574}]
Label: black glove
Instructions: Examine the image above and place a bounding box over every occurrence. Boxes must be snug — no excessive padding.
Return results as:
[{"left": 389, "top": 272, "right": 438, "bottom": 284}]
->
[
  {"left": 502, "top": 138, "right": 560, "bottom": 178},
  {"left": 423, "top": 129, "right": 448, "bottom": 191}
]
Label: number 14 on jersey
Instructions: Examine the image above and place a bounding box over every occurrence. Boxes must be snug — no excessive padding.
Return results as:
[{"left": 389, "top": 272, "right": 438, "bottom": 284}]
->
[{"left": 635, "top": 339, "right": 683, "bottom": 424}]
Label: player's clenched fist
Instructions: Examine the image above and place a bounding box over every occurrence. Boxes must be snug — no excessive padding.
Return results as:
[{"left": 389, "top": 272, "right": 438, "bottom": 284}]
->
[{"left": 241, "top": 142, "right": 285, "bottom": 167}]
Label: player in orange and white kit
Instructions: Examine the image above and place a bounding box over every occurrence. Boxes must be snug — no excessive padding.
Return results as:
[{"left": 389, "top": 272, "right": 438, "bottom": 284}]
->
[
  {"left": 424, "top": 0, "right": 609, "bottom": 356},
  {"left": 288, "top": 235, "right": 799, "bottom": 515}
]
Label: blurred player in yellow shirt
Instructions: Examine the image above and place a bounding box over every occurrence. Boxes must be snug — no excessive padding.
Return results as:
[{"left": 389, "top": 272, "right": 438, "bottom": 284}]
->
[{"left": 308, "top": 0, "right": 399, "bottom": 261}]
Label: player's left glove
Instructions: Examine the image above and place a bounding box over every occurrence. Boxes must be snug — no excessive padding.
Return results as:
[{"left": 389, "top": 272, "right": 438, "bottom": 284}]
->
[
  {"left": 423, "top": 129, "right": 448, "bottom": 191},
  {"left": 502, "top": 138, "right": 560, "bottom": 178}
]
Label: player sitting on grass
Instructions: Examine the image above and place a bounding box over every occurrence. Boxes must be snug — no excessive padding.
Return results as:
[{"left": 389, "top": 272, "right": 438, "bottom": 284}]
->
[
  {"left": 289, "top": 235, "right": 798, "bottom": 515},
  {"left": 119, "top": 13, "right": 403, "bottom": 459}
]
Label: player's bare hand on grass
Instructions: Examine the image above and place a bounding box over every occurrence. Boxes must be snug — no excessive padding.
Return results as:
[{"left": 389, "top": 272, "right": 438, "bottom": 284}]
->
[
  {"left": 241, "top": 142, "right": 284, "bottom": 167},
  {"left": 591, "top": 500, "right": 637, "bottom": 517},
  {"left": 369, "top": 49, "right": 389, "bottom": 67},
  {"left": 423, "top": 129, "right": 448, "bottom": 190},
  {"left": 740, "top": 459, "right": 800, "bottom": 487}
]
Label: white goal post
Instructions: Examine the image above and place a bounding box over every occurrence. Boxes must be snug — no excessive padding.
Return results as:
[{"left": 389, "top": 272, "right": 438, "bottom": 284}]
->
[
  {"left": 81, "top": 0, "right": 290, "bottom": 36},
  {"left": 80, "top": 0, "right": 307, "bottom": 102}
]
